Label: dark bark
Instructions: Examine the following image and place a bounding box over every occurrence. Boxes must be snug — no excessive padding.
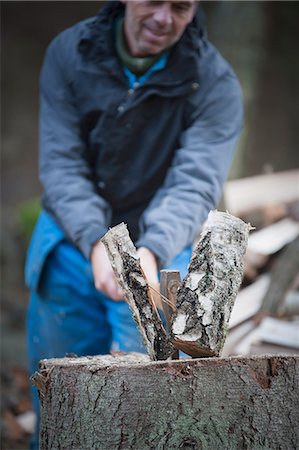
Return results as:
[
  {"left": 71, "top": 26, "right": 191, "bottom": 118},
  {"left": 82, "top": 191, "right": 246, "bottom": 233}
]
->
[{"left": 36, "top": 354, "right": 299, "bottom": 450}]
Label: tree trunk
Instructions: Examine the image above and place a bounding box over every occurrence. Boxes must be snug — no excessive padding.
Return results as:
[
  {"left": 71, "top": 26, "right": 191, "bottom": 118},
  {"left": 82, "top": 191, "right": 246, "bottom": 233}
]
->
[{"left": 35, "top": 354, "right": 298, "bottom": 450}]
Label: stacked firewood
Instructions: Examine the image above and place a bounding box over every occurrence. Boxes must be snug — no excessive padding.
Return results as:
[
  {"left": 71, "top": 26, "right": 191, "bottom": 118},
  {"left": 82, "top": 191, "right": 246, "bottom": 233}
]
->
[{"left": 222, "top": 170, "right": 299, "bottom": 356}]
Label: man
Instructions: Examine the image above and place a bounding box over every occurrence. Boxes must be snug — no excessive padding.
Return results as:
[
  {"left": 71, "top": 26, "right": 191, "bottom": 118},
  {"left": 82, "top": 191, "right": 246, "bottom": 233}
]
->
[{"left": 26, "top": 0, "right": 242, "bottom": 446}]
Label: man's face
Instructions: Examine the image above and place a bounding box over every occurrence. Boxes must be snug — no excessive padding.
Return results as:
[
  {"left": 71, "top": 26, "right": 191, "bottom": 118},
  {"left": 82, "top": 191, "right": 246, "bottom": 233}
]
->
[{"left": 121, "top": 1, "right": 197, "bottom": 57}]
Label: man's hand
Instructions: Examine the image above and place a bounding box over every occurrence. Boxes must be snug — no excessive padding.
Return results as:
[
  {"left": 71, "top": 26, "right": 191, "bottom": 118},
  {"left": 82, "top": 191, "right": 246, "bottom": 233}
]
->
[
  {"left": 137, "top": 247, "right": 161, "bottom": 310},
  {"left": 91, "top": 240, "right": 123, "bottom": 301},
  {"left": 91, "top": 241, "right": 161, "bottom": 307},
  {"left": 137, "top": 246, "right": 158, "bottom": 288}
]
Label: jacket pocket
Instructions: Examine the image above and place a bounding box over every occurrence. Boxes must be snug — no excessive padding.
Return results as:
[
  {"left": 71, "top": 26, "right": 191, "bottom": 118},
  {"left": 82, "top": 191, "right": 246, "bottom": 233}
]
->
[{"left": 25, "top": 210, "right": 65, "bottom": 291}]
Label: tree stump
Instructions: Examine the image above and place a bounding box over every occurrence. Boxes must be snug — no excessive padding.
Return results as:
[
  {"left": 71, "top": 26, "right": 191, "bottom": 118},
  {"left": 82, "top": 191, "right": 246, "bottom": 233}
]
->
[{"left": 35, "top": 354, "right": 299, "bottom": 450}]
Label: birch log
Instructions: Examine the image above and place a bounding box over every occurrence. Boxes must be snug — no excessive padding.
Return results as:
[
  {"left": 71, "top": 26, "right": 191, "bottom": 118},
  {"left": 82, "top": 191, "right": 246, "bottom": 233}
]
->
[
  {"left": 101, "top": 223, "right": 173, "bottom": 361},
  {"left": 172, "top": 211, "right": 251, "bottom": 357}
]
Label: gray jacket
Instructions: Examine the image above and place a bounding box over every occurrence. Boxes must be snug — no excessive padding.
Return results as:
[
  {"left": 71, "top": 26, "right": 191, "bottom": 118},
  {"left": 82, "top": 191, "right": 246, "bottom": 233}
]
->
[{"left": 39, "top": 1, "right": 243, "bottom": 265}]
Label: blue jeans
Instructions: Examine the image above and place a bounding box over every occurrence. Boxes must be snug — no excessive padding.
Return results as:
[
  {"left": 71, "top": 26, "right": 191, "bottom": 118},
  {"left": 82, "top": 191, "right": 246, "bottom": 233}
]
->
[{"left": 26, "top": 211, "right": 192, "bottom": 448}]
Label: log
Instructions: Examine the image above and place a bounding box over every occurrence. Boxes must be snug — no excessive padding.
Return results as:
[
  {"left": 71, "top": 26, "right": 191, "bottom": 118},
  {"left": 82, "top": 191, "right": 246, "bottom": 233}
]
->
[
  {"left": 224, "top": 169, "right": 299, "bottom": 216},
  {"left": 260, "top": 236, "right": 299, "bottom": 315},
  {"left": 36, "top": 354, "right": 299, "bottom": 450},
  {"left": 228, "top": 274, "right": 270, "bottom": 329},
  {"left": 233, "top": 317, "right": 299, "bottom": 356},
  {"left": 101, "top": 223, "right": 173, "bottom": 361},
  {"left": 102, "top": 212, "right": 250, "bottom": 359},
  {"left": 247, "top": 218, "right": 299, "bottom": 256},
  {"left": 172, "top": 211, "right": 251, "bottom": 357}
]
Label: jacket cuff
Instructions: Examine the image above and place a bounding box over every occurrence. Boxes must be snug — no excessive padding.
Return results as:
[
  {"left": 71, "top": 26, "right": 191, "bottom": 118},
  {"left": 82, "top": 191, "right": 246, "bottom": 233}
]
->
[{"left": 78, "top": 225, "right": 108, "bottom": 260}]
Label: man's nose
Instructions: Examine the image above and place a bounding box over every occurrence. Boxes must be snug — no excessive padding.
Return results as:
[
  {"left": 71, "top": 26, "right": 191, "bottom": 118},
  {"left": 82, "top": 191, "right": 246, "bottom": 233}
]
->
[{"left": 153, "top": 4, "right": 172, "bottom": 27}]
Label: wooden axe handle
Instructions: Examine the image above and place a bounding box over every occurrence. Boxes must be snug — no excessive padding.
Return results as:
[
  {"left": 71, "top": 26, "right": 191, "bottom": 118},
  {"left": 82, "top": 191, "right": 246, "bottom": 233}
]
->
[{"left": 160, "top": 270, "right": 181, "bottom": 359}]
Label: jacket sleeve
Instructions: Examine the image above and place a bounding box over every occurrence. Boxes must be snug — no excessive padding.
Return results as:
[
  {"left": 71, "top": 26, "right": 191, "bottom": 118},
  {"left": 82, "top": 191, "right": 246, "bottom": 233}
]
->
[
  {"left": 136, "top": 69, "right": 243, "bottom": 266},
  {"left": 39, "top": 34, "right": 111, "bottom": 259}
]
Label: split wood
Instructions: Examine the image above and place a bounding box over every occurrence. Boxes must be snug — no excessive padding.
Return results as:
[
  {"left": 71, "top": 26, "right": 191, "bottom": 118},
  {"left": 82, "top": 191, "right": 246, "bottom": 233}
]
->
[
  {"left": 101, "top": 224, "right": 173, "bottom": 361},
  {"left": 102, "top": 210, "right": 250, "bottom": 360}
]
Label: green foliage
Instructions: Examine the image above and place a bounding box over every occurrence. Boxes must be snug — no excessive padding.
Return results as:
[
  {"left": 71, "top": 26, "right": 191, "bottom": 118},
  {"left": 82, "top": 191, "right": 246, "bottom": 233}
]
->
[{"left": 18, "top": 198, "right": 40, "bottom": 243}]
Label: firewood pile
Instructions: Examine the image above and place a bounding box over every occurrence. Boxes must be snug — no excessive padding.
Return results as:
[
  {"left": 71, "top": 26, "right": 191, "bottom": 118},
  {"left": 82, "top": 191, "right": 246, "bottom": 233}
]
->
[{"left": 222, "top": 169, "right": 299, "bottom": 357}]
